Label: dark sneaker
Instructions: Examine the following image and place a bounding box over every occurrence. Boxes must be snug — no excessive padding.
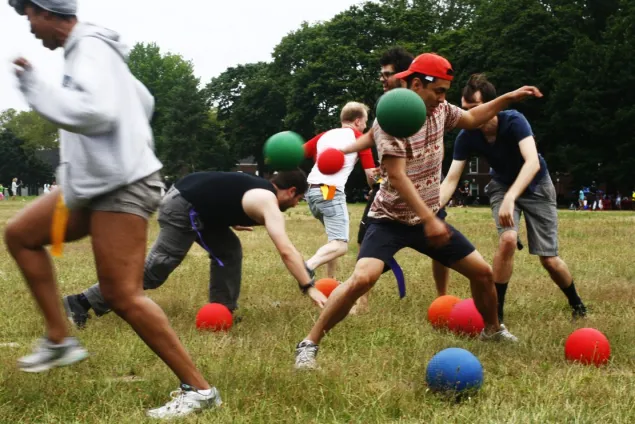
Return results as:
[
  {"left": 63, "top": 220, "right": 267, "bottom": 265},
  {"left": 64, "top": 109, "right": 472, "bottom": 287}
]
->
[
  {"left": 18, "top": 337, "right": 89, "bottom": 373},
  {"left": 294, "top": 340, "right": 319, "bottom": 370},
  {"left": 305, "top": 263, "right": 315, "bottom": 279},
  {"left": 63, "top": 295, "right": 90, "bottom": 329},
  {"left": 572, "top": 303, "right": 587, "bottom": 320}
]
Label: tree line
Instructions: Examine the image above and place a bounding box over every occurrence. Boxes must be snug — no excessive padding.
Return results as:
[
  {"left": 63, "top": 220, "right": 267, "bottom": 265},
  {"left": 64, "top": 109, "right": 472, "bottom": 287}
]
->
[{"left": 1, "top": 0, "right": 633, "bottom": 193}]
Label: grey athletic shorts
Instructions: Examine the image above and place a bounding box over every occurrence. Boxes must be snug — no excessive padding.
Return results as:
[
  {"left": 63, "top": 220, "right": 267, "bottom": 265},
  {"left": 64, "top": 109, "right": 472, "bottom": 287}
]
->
[
  {"left": 484, "top": 176, "right": 559, "bottom": 257},
  {"left": 89, "top": 172, "right": 163, "bottom": 220}
]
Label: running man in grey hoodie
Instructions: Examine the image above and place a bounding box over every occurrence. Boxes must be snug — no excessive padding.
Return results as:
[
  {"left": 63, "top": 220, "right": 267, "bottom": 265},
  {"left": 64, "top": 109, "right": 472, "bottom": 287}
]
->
[{"left": 7, "top": 0, "right": 221, "bottom": 419}]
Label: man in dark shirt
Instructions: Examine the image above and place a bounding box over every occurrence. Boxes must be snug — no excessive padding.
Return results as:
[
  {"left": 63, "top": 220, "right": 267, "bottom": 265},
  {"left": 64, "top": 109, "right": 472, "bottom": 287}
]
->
[
  {"left": 64, "top": 170, "right": 327, "bottom": 327},
  {"left": 440, "top": 74, "right": 587, "bottom": 324}
]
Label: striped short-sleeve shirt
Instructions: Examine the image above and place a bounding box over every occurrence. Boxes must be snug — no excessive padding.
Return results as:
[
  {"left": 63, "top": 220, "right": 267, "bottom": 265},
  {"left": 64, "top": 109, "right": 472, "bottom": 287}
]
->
[{"left": 369, "top": 101, "right": 463, "bottom": 225}]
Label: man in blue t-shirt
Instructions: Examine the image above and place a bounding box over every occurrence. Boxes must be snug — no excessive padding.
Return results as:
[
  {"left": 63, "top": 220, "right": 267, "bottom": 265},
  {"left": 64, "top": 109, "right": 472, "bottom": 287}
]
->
[{"left": 440, "top": 74, "right": 587, "bottom": 324}]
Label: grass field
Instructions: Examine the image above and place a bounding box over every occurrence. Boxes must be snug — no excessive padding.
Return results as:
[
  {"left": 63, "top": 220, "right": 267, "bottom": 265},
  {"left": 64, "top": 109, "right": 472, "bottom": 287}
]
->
[{"left": 0, "top": 200, "right": 634, "bottom": 423}]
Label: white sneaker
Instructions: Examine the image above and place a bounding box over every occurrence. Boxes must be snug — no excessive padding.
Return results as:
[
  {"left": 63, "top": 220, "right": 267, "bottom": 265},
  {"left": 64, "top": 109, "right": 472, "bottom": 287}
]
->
[
  {"left": 146, "top": 384, "right": 222, "bottom": 420},
  {"left": 18, "top": 337, "right": 89, "bottom": 373},
  {"left": 479, "top": 325, "right": 519, "bottom": 343},
  {"left": 294, "top": 340, "right": 319, "bottom": 370}
]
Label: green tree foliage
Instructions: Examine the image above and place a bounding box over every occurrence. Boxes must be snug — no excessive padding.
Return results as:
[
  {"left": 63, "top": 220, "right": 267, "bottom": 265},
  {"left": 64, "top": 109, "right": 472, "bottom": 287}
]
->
[
  {"left": 545, "top": 0, "right": 635, "bottom": 188},
  {"left": 0, "top": 128, "right": 53, "bottom": 187},
  {"left": 207, "top": 63, "right": 288, "bottom": 176},
  {"left": 0, "top": 109, "right": 57, "bottom": 151},
  {"left": 128, "top": 43, "right": 234, "bottom": 176}
]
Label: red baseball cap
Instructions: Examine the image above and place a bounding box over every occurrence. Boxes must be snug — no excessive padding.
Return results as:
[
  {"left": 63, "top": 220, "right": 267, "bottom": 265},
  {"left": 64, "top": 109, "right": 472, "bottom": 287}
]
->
[{"left": 394, "top": 53, "right": 454, "bottom": 81}]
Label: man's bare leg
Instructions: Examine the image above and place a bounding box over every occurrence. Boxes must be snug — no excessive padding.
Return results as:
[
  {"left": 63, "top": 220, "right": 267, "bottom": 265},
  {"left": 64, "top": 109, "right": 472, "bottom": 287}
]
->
[
  {"left": 493, "top": 231, "right": 517, "bottom": 283},
  {"left": 326, "top": 258, "right": 338, "bottom": 279},
  {"left": 90, "top": 211, "right": 209, "bottom": 390},
  {"left": 306, "top": 240, "right": 347, "bottom": 274},
  {"left": 305, "top": 258, "right": 385, "bottom": 344},
  {"left": 432, "top": 260, "right": 450, "bottom": 296},
  {"left": 540, "top": 256, "right": 573, "bottom": 289},
  {"left": 492, "top": 231, "right": 517, "bottom": 322},
  {"left": 540, "top": 255, "right": 585, "bottom": 317},
  {"left": 449, "top": 251, "right": 500, "bottom": 334},
  {"left": 4, "top": 191, "right": 91, "bottom": 344}
]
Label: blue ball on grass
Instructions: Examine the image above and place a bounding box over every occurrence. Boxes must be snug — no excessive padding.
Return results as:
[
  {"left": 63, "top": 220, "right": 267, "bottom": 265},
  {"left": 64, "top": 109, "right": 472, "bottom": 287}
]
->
[{"left": 426, "top": 348, "right": 483, "bottom": 395}]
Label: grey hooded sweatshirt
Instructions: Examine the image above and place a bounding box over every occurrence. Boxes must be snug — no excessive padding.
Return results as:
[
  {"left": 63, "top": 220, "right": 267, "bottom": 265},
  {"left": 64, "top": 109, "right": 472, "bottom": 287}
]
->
[{"left": 17, "top": 22, "right": 163, "bottom": 209}]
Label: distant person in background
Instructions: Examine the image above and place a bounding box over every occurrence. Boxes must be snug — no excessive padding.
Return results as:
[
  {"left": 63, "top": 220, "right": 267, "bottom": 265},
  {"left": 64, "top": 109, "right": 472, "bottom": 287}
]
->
[
  {"left": 10, "top": 178, "right": 20, "bottom": 200},
  {"left": 0, "top": 183, "right": 5, "bottom": 200},
  {"left": 588, "top": 182, "right": 597, "bottom": 210},
  {"left": 458, "top": 181, "right": 470, "bottom": 207},
  {"left": 43, "top": 183, "right": 51, "bottom": 194}
]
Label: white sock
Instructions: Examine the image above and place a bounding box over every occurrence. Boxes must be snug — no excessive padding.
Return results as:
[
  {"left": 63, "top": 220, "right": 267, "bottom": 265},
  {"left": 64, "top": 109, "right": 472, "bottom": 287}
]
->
[{"left": 198, "top": 388, "right": 213, "bottom": 396}]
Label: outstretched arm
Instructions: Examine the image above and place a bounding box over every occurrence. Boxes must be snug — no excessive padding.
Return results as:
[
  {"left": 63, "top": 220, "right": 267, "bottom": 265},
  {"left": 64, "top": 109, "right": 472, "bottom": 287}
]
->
[
  {"left": 457, "top": 86, "right": 543, "bottom": 130},
  {"left": 243, "top": 190, "right": 327, "bottom": 308},
  {"left": 340, "top": 131, "right": 375, "bottom": 154}
]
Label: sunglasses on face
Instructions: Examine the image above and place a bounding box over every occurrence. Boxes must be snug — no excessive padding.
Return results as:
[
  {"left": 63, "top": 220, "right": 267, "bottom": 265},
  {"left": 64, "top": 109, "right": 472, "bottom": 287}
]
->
[{"left": 380, "top": 71, "right": 396, "bottom": 80}]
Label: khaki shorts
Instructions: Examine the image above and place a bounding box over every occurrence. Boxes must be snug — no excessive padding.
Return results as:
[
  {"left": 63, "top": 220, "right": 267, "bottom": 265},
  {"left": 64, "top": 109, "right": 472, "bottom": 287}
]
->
[{"left": 88, "top": 172, "right": 164, "bottom": 220}]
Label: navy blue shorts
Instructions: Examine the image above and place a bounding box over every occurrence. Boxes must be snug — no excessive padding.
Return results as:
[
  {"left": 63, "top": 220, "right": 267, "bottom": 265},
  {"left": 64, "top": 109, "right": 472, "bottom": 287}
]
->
[
  {"left": 358, "top": 218, "right": 475, "bottom": 268},
  {"left": 357, "top": 185, "right": 447, "bottom": 244}
]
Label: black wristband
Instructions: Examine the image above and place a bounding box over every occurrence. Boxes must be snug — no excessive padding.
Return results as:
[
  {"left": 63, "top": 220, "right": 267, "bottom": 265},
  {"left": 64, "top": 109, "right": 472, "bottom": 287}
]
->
[{"left": 299, "top": 278, "right": 316, "bottom": 294}]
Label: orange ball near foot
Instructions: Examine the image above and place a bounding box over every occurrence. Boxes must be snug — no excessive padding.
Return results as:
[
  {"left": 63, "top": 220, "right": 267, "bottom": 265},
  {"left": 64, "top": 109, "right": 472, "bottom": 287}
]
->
[{"left": 315, "top": 278, "right": 339, "bottom": 298}]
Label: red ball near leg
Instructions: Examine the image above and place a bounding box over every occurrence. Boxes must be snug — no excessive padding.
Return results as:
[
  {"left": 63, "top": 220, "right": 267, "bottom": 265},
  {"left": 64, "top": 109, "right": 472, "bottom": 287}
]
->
[
  {"left": 448, "top": 298, "right": 485, "bottom": 337},
  {"left": 565, "top": 328, "right": 611, "bottom": 366},
  {"left": 196, "top": 303, "right": 233, "bottom": 332}
]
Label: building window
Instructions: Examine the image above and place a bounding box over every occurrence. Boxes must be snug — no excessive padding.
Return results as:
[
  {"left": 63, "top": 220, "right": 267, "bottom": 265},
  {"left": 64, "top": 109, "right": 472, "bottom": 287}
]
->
[
  {"left": 468, "top": 157, "right": 479, "bottom": 174},
  {"left": 470, "top": 182, "right": 479, "bottom": 196}
]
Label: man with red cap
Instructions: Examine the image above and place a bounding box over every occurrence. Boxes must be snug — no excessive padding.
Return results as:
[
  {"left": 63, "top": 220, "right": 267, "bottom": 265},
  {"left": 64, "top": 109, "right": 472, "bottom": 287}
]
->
[{"left": 294, "top": 53, "right": 543, "bottom": 370}]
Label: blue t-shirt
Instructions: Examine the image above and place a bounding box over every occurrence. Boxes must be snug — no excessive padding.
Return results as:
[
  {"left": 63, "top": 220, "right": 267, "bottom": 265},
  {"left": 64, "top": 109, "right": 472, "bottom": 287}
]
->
[{"left": 453, "top": 110, "right": 548, "bottom": 191}]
